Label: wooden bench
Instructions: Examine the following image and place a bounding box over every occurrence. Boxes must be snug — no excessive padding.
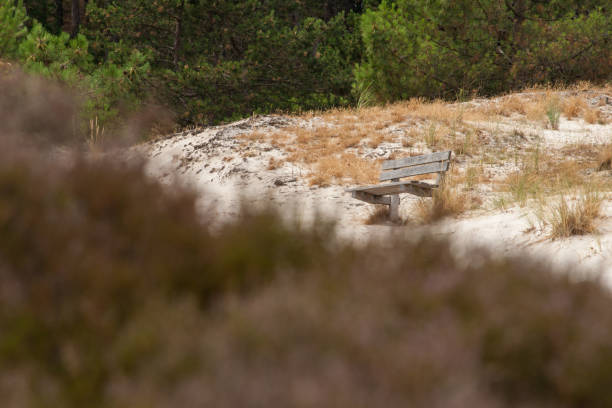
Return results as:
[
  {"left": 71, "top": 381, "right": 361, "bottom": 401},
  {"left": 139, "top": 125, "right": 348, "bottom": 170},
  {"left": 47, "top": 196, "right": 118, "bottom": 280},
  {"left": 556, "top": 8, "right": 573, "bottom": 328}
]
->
[{"left": 346, "top": 151, "right": 452, "bottom": 222}]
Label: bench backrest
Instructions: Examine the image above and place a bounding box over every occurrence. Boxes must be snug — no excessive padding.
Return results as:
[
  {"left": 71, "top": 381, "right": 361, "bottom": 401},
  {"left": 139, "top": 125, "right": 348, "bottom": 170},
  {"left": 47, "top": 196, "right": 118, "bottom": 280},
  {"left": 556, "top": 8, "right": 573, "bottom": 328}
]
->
[{"left": 379, "top": 150, "right": 451, "bottom": 182}]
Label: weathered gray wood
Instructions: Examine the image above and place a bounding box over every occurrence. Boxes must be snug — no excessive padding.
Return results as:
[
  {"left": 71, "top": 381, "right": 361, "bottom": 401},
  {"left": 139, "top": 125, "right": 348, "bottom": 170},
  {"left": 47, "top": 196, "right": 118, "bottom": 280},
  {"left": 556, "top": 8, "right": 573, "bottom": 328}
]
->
[
  {"left": 379, "top": 161, "right": 449, "bottom": 181},
  {"left": 382, "top": 151, "right": 451, "bottom": 171},
  {"left": 390, "top": 194, "right": 400, "bottom": 222},
  {"left": 351, "top": 191, "right": 392, "bottom": 205},
  {"left": 346, "top": 180, "right": 436, "bottom": 193},
  {"left": 347, "top": 180, "right": 434, "bottom": 197},
  {"left": 347, "top": 151, "right": 451, "bottom": 208}
]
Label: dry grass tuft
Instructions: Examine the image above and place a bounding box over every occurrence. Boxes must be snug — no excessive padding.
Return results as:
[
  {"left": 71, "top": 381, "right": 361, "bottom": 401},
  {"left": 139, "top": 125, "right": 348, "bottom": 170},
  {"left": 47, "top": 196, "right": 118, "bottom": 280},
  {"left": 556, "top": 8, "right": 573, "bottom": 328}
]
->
[
  {"left": 562, "top": 95, "right": 587, "bottom": 119},
  {"left": 539, "top": 192, "right": 602, "bottom": 238},
  {"left": 597, "top": 146, "right": 612, "bottom": 171},
  {"left": 583, "top": 107, "right": 606, "bottom": 124},
  {"left": 416, "top": 180, "right": 474, "bottom": 223},
  {"left": 525, "top": 100, "right": 546, "bottom": 122},
  {"left": 364, "top": 205, "right": 391, "bottom": 225},
  {"left": 496, "top": 95, "right": 527, "bottom": 116},
  {"left": 267, "top": 157, "right": 283, "bottom": 170}
]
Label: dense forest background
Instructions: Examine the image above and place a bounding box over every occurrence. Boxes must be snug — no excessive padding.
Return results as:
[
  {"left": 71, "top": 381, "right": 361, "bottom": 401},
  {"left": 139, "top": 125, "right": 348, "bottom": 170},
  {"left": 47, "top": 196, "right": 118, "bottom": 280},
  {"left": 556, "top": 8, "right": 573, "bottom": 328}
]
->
[{"left": 1, "top": 0, "right": 611, "bottom": 130}]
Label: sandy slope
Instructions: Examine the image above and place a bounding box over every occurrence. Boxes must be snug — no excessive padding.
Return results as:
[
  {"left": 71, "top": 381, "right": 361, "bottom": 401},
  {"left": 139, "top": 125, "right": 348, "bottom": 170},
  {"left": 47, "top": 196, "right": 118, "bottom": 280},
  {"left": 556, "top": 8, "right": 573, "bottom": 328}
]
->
[{"left": 143, "top": 90, "right": 612, "bottom": 283}]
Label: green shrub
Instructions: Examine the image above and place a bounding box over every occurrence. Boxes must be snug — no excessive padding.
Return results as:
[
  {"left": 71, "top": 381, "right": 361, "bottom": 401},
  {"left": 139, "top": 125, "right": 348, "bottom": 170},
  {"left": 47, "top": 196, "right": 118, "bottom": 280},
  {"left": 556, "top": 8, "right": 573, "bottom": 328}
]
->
[{"left": 0, "top": 0, "right": 28, "bottom": 58}]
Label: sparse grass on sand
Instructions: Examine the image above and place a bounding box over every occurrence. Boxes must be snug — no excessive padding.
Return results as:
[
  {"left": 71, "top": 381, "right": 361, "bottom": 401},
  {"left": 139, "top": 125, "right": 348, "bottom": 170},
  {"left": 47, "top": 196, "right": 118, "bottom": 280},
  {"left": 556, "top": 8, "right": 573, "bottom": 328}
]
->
[
  {"left": 238, "top": 87, "right": 610, "bottom": 199},
  {"left": 499, "top": 142, "right": 612, "bottom": 207},
  {"left": 465, "top": 87, "right": 609, "bottom": 128}
]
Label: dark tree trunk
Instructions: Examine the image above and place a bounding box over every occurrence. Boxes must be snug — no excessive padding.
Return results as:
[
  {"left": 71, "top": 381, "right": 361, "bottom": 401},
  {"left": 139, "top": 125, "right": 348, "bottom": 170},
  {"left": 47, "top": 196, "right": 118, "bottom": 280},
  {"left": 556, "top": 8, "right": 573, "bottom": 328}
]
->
[
  {"left": 40, "top": 1, "right": 48, "bottom": 28},
  {"left": 83, "top": 0, "right": 89, "bottom": 25},
  {"left": 70, "top": 0, "right": 80, "bottom": 38},
  {"left": 55, "top": 0, "right": 63, "bottom": 33},
  {"left": 173, "top": 0, "right": 186, "bottom": 70}
]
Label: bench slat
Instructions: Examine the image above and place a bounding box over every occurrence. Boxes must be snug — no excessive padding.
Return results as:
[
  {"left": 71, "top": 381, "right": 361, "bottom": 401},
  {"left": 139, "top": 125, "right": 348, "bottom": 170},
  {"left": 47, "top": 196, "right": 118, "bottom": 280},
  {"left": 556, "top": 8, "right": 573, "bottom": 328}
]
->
[
  {"left": 381, "top": 151, "right": 451, "bottom": 171},
  {"left": 351, "top": 191, "right": 392, "bottom": 205},
  {"left": 347, "top": 180, "right": 435, "bottom": 197},
  {"left": 379, "top": 161, "right": 449, "bottom": 182}
]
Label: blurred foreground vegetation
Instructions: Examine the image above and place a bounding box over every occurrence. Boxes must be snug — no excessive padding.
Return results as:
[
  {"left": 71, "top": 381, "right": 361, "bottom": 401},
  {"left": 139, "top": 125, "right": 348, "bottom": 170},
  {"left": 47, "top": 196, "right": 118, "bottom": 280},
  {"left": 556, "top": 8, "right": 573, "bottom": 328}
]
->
[
  {"left": 1, "top": 0, "right": 610, "bottom": 134},
  {"left": 3, "top": 72, "right": 612, "bottom": 408}
]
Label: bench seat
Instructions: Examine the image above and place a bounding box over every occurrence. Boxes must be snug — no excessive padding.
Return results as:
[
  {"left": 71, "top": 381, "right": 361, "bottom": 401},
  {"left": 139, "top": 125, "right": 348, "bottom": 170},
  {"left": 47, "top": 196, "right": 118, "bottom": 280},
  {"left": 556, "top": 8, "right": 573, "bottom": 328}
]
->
[{"left": 346, "top": 180, "right": 436, "bottom": 198}]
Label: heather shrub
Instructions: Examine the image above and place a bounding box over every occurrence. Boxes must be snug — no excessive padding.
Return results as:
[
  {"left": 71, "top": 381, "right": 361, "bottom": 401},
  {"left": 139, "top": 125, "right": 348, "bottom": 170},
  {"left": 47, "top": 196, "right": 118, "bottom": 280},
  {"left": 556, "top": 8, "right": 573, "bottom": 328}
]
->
[
  {"left": 0, "top": 70, "right": 78, "bottom": 144},
  {"left": 0, "top": 152, "right": 340, "bottom": 407},
  {"left": 0, "top": 77, "right": 341, "bottom": 406},
  {"left": 192, "top": 241, "right": 612, "bottom": 408},
  {"left": 4, "top": 136, "right": 612, "bottom": 407}
]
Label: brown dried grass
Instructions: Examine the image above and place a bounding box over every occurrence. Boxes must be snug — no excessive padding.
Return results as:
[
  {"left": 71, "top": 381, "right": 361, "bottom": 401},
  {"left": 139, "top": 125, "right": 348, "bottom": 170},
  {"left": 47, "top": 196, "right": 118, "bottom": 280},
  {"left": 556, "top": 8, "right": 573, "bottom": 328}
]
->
[
  {"left": 493, "top": 95, "right": 527, "bottom": 116},
  {"left": 364, "top": 205, "right": 391, "bottom": 225},
  {"left": 415, "top": 176, "right": 476, "bottom": 223},
  {"left": 597, "top": 145, "right": 612, "bottom": 171},
  {"left": 583, "top": 107, "right": 606, "bottom": 124},
  {"left": 524, "top": 94, "right": 550, "bottom": 122},
  {"left": 287, "top": 103, "right": 471, "bottom": 184},
  {"left": 242, "top": 130, "right": 268, "bottom": 142},
  {"left": 318, "top": 98, "right": 462, "bottom": 126},
  {"left": 267, "top": 157, "right": 283, "bottom": 170},
  {"left": 309, "top": 153, "right": 380, "bottom": 186}
]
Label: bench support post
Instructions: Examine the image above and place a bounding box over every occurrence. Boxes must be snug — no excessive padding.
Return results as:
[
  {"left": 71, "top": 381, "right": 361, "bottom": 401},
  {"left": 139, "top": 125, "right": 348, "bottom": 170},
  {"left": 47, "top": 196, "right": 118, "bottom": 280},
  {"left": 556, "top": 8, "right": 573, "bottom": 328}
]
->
[
  {"left": 389, "top": 177, "right": 400, "bottom": 222},
  {"left": 390, "top": 194, "right": 400, "bottom": 222}
]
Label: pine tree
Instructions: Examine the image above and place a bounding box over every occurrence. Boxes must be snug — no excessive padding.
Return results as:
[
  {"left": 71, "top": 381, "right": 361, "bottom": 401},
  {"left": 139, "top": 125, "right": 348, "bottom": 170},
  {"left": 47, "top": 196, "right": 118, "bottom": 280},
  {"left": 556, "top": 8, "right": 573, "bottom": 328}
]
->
[{"left": 357, "top": 0, "right": 612, "bottom": 102}]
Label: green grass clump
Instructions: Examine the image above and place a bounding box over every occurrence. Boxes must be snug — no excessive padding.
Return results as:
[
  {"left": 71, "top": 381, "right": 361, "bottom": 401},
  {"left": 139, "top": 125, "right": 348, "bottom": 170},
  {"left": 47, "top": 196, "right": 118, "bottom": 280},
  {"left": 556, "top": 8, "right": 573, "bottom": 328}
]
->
[{"left": 546, "top": 98, "right": 561, "bottom": 130}]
